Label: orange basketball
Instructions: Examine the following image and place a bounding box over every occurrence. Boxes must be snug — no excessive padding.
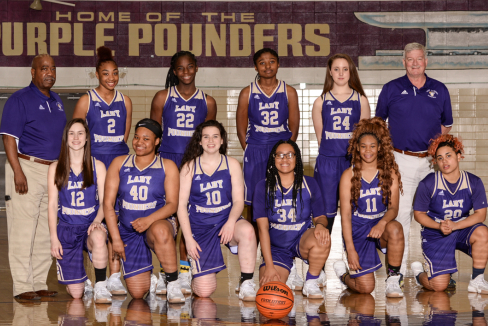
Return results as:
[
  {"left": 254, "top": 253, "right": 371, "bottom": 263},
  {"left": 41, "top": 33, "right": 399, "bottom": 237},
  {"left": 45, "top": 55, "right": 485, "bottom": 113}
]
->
[{"left": 256, "top": 281, "right": 294, "bottom": 319}]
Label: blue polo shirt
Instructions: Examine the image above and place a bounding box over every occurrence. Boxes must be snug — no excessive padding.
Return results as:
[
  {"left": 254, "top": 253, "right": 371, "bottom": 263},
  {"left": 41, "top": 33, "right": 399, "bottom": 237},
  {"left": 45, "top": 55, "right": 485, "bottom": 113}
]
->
[
  {"left": 0, "top": 82, "right": 67, "bottom": 161},
  {"left": 375, "top": 74, "right": 453, "bottom": 152}
]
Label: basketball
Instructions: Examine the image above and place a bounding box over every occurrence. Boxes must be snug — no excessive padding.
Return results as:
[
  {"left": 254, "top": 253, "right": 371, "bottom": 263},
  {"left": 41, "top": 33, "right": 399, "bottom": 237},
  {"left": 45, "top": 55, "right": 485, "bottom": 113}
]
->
[{"left": 256, "top": 281, "right": 294, "bottom": 319}]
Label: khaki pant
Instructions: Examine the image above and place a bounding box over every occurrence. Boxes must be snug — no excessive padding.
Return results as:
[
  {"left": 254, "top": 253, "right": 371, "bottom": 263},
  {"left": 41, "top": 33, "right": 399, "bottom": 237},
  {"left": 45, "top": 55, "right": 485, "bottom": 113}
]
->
[{"left": 6, "top": 159, "right": 52, "bottom": 296}]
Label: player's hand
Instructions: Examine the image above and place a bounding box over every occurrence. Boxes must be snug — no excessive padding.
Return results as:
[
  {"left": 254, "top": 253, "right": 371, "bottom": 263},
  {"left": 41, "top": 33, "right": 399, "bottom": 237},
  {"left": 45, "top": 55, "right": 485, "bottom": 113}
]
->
[
  {"left": 444, "top": 219, "right": 457, "bottom": 231},
  {"left": 50, "top": 238, "right": 63, "bottom": 259},
  {"left": 218, "top": 220, "right": 236, "bottom": 245},
  {"left": 368, "top": 220, "right": 386, "bottom": 239},
  {"left": 439, "top": 220, "right": 453, "bottom": 235},
  {"left": 112, "top": 239, "right": 127, "bottom": 262},
  {"left": 314, "top": 224, "right": 330, "bottom": 246},
  {"left": 185, "top": 238, "right": 202, "bottom": 261},
  {"left": 14, "top": 170, "right": 28, "bottom": 194},
  {"left": 260, "top": 265, "right": 281, "bottom": 286},
  {"left": 87, "top": 221, "right": 104, "bottom": 235},
  {"left": 131, "top": 216, "right": 152, "bottom": 233},
  {"left": 347, "top": 249, "right": 362, "bottom": 271}
]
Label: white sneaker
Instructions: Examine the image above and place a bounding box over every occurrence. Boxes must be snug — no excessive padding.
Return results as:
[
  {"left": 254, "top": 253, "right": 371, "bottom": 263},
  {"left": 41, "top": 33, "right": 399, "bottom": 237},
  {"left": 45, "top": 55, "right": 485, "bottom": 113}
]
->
[
  {"left": 411, "top": 261, "right": 424, "bottom": 286},
  {"left": 178, "top": 272, "right": 192, "bottom": 294},
  {"left": 107, "top": 272, "right": 127, "bottom": 295},
  {"left": 150, "top": 274, "right": 158, "bottom": 293},
  {"left": 167, "top": 280, "right": 186, "bottom": 303},
  {"left": 333, "top": 261, "right": 348, "bottom": 283},
  {"left": 156, "top": 272, "right": 167, "bottom": 295},
  {"left": 238, "top": 279, "right": 257, "bottom": 301},
  {"left": 94, "top": 280, "right": 112, "bottom": 304},
  {"left": 385, "top": 274, "right": 404, "bottom": 298},
  {"left": 286, "top": 264, "right": 304, "bottom": 291},
  {"left": 302, "top": 279, "right": 324, "bottom": 299},
  {"left": 83, "top": 291, "right": 93, "bottom": 308},
  {"left": 468, "top": 292, "right": 488, "bottom": 311},
  {"left": 84, "top": 279, "right": 93, "bottom": 294},
  {"left": 316, "top": 270, "right": 327, "bottom": 288},
  {"left": 468, "top": 274, "right": 488, "bottom": 294}
]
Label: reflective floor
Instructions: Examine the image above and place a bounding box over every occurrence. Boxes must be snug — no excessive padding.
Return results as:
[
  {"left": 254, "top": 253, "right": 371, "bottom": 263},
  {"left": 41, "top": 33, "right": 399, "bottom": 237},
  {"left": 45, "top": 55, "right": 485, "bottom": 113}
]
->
[{"left": 0, "top": 212, "right": 487, "bottom": 325}]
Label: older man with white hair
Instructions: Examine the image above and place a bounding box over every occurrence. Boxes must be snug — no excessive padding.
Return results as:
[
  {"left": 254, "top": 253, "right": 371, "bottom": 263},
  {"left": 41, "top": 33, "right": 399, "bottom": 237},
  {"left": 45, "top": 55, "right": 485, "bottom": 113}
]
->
[{"left": 375, "top": 43, "right": 453, "bottom": 277}]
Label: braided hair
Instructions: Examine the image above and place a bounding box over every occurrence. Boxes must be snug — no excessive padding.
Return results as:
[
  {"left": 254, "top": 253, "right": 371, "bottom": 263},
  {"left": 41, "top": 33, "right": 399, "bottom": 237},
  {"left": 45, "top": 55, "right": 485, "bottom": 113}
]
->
[
  {"left": 165, "top": 51, "right": 198, "bottom": 89},
  {"left": 253, "top": 48, "right": 279, "bottom": 82},
  {"left": 264, "top": 140, "right": 304, "bottom": 215},
  {"left": 96, "top": 46, "right": 116, "bottom": 72}
]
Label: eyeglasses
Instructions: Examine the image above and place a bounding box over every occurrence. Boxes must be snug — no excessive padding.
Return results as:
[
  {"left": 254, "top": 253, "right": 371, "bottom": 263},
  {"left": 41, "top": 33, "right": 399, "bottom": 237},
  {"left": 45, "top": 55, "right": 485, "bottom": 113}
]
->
[{"left": 274, "top": 152, "right": 296, "bottom": 160}]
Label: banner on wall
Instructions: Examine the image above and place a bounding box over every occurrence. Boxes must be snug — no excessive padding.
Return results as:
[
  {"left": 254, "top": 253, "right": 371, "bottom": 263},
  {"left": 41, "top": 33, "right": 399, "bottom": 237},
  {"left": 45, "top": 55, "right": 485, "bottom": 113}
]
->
[{"left": 0, "top": 1, "right": 487, "bottom": 69}]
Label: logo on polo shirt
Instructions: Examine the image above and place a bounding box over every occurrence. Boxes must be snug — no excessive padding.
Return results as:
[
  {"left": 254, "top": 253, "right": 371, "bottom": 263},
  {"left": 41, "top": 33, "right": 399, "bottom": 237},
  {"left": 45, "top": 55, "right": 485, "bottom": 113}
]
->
[
  {"left": 427, "top": 89, "right": 438, "bottom": 98},
  {"left": 57, "top": 102, "right": 63, "bottom": 111},
  {"left": 326, "top": 101, "right": 333, "bottom": 105},
  {"left": 401, "top": 90, "right": 408, "bottom": 95},
  {"left": 95, "top": 102, "right": 101, "bottom": 107},
  {"left": 39, "top": 104, "right": 45, "bottom": 110}
]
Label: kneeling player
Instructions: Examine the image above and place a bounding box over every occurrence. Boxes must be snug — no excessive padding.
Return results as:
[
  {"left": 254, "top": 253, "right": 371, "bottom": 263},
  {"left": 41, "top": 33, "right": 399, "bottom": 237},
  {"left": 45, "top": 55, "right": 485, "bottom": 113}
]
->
[
  {"left": 334, "top": 117, "right": 405, "bottom": 297},
  {"left": 255, "top": 140, "right": 331, "bottom": 299},
  {"left": 412, "top": 134, "right": 488, "bottom": 292},
  {"left": 104, "top": 119, "right": 184, "bottom": 302}
]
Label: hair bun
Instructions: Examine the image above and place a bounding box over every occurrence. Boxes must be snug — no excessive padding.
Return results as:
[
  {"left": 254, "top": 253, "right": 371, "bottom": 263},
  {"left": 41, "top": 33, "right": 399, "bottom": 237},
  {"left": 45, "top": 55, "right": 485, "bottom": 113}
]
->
[{"left": 97, "top": 46, "right": 113, "bottom": 61}]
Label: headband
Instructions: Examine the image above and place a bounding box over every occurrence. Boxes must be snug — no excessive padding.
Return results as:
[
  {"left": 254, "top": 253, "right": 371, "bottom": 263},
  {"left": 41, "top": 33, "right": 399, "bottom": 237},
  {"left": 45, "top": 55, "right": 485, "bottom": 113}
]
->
[{"left": 135, "top": 118, "right": 162, "bottom": 140}]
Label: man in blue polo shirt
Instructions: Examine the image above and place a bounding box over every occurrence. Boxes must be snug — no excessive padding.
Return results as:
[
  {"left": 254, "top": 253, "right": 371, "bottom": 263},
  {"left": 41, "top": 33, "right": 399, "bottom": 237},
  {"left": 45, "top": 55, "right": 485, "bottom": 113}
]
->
[
  {"left": 0, "top": 54, "right": 66, "bottom": 300},
  {"left": 376, "top": 42, "right": 453, "bottom": 276}
]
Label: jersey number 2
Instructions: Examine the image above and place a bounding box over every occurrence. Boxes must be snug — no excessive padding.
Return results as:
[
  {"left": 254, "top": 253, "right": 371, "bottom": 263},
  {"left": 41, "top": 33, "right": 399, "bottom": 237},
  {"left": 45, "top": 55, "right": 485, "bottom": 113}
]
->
[
  {"left": 177, "top": 113, "right": 194, "bottom": 128},
  {"left": 261, "top": 111, "right": 279, "bottom": 126},
  {"left": 108, "top": 119, "right": 116, "bottom": 134},
  {"left": 71, "top": 192, "right": 84, "bottom": 206}
]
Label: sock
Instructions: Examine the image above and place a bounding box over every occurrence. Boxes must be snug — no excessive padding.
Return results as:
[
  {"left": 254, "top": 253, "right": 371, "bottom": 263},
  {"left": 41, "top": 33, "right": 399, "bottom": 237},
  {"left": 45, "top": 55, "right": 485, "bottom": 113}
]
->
[
  {"left": 160, "top": 263, "right": 165, "bottom": 275},
  {"left": 179, "top": 260, "right": 190, "bottom": 274},
  {"left": 240, "top": 272, "right": 253, "bottom": 283},
  {"left": 387, "top": 264, "right": 401, "bottom": 277},
  {"left": 473, "top": 310, "right": 485, "bottom": 317},
  {"left": 340, "top": 272, "right": 349, "bottom": 285},
  {"left": 165, "top": 271, "right": 178, "bottom": 283},
  {"left": 306, "top": 271, "right": 319, "bottom": 281},
  {"left": 472, "top": 267, "right": 485, "bottom": 279},
  {"left": 415, "top": 274, "right": 421, "bottom": 284},
  {"left": 95, "top": 267, "right": 107, "bottom": 283}
]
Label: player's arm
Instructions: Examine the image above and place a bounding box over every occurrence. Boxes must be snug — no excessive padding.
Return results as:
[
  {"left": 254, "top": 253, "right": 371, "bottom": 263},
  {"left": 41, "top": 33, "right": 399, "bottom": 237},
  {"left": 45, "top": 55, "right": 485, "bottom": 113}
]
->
[
  {"left": 286, "top": 85, "right": 300, "bottom": 142},
  {"left": 312, "top": 97, "right": 323, "bottom": 146},
  {"left": 205, "top": 95, "right": 217, "bottom": 121},
  {"left": 150, "top": 89, "right": 168, "bottom": 122},
  {"left": 368, "top": 169, "right": 400, "bottom": 239},
  {"left": 359, "top": 95, "right": 371, "bottom": 120},
  {"left": 236, "top": 86, "right": 250, "bottom": 150},
  {"left": 130, "top": 159, "right": 179, "bottom": 233},
  {"left": 256, "top": 217, "right": 281, "bottom": 285},
  {"left": 47, "top": 162, "right": 62, "bottom": 259},
  {"left": 103, "top": 156, "right": 126, "bottom": 261},
  {"left": 339, "top": 168, "right": 361, "bottom": 270},
  {"left": 451, "top": 178, "right": 487, "bottom": 230},
  {"left": 123, "top": 95, "right": 133, "bottom": 143},
  {"left": 219, "top": 157, "right": 244, "bottom": 244},
  {"left": 72, "top": 94, "right": 90, "bottom": 120},
  {"left": 309, "top": 177, "right": 329, "bottom": 245},
  {"left": 177, "top": 161, "right": 201, "bottom": 260},
  {"left": 3, "top": 135, "right": 27, "bottom": 194},
  {"left": 88, "top": 160, "right": 107, "bottom": 236}
]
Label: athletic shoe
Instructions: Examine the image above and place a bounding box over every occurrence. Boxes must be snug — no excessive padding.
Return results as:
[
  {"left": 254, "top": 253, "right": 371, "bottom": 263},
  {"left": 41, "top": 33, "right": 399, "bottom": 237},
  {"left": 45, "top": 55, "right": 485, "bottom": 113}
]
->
[
  {"left": 155, "top": 272, "right": 167, "bottom": 295},
  {"left": 468, "top": 274, "right": 488, "bottom": 294},
  {"left": 385, "top": 274, "right": 404, "bottom": 298},
  {"left": 286, "top": 264, "right": 304, "bottom": 291},
  {"left": 302, "top": 279, "right": 324, "bottom": 299},
  {"left": 411, "top": 261, "right": 424, "bottom": 286},
  {"left": 468, "top": 292, "right": 488, "bottom": 311},
  {"left": 447, "top": 276, "right": 456, "bottom": 290},
  {"left": 84, "top": 279, "right": 93, "bottom": 294},
  {"left": 333, "top": 261, "right": 348, "bottom": 284},
  {"left": 150, "top": 273, "right": 158, "bottom": 293},
  {"left": 178, "top": 272, "right": 192, "bottom": 294},
  {"left": 94, "top": 280, "right": 112, "bottom": 304},
  {"left": 82, "top": 291, "right": 93, "bottom": 309},
  {"left": 316, "top": 270, "right": 327, "bottom": 288},
  {"left": 238, "top": 279, "right": 257, "bottom": 301},
  {"left": 180, "top": 296, "right": 192, "bottom": 319},
  {"left": 106, "top": 272, "right": 127, "bottom": 295},
  {"left": 167, "top": 280, "right": 186, "bottom": 303}
]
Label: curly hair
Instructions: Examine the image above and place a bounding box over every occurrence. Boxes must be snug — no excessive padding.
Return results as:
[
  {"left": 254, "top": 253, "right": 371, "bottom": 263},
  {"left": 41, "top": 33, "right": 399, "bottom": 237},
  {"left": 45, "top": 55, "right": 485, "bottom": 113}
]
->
[
  {"left": 264, "top": 140, "right": 304, "bottom": 215},
  {"left": 348, "top": 117, "right": 403, "bottom": 209},
  {"left": 428, "top": 134, "right": 464, "bottom": 162},
  {"left": 180, "top": 120, "right": 227, "bottom": 173}
]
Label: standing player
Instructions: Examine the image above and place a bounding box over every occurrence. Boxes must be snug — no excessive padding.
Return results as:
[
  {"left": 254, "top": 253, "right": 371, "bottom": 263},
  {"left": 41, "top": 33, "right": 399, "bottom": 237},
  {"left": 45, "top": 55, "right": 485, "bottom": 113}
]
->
[
  {"left": 334, "top": 118, "right": 405, "bottom": 297},
  {"left": 254, "top": 140, "right": 331, "bottom": 299},
  {"left": 151, "top": 51, "right": 217, "bottom": 294},
  {"left": 104, "top": 119, "right": 184, "bottom": 302},
  {"left": 178, "top": 120, "right": 257, "bottom": 300},
  {"left": 411, "top": 134, "right": 488, "bottom": 292},
  {"left": 72, "top": 46, "right": 133, "bottom": 295},
  {"left": 48, "top": 119, "right": 111, "bottom": 303}
]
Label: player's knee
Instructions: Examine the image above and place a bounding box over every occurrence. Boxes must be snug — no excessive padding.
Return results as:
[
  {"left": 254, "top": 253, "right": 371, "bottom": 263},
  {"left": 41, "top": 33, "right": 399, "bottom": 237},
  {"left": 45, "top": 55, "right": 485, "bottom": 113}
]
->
[
  {"left": 152, "top": 224, "right": 173, "bottom": 246},
  {"left": 126, "top": 274, "right": 150, "bottom": 299},
  {"left": 386, "top": 221, "right": 404, "bottom": 240},
  {"left": 192, "top": 281, "right": 216, "bottom": 298},
  {"left": 473, "top": 226, "right": 488, "bottom": 244},
  {"left": 67, "top": 283, "right": 84, "bottom": 299},
  {"left": 128, "top": 286, "right": 149, "bottom": 299},
  {"left": 90, "top": 229, "right": 107, "bottom": 248},
  {"left": 238, "top": 221, "right": 256, "bottom": 244},
  {"left": 356, "top": 283, "right": 375, "bottom": 294},
  {"left": 430, "top": 278, "right": 449, "bottom": 292}
]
